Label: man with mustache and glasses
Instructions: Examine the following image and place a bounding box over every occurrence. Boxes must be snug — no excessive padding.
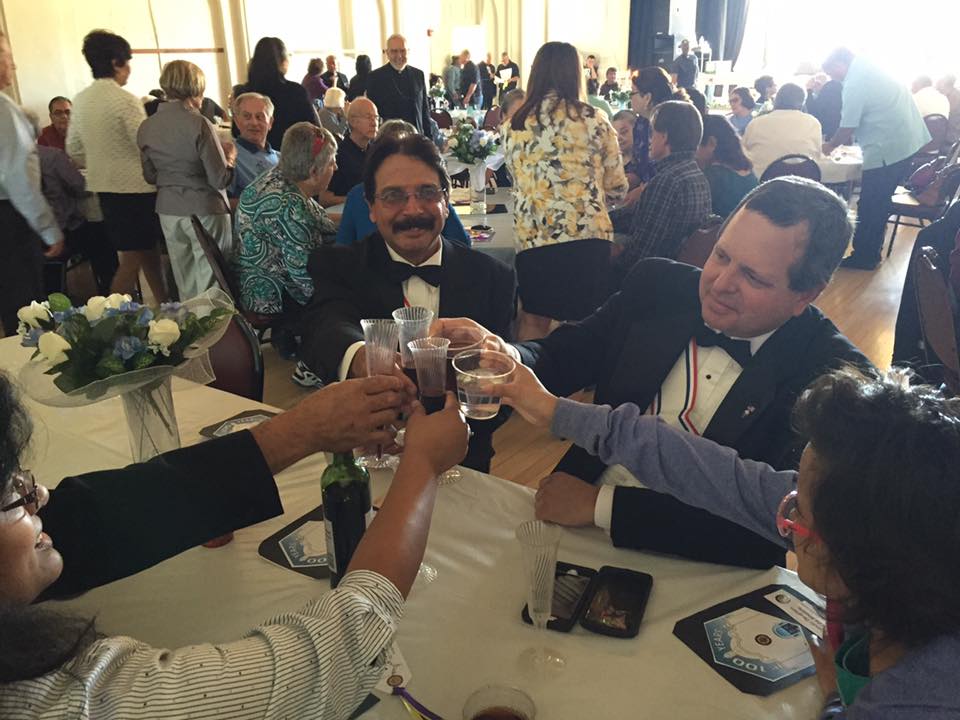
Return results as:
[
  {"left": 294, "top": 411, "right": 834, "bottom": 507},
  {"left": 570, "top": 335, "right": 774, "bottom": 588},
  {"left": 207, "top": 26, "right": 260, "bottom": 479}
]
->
[{"left": 299, "top": 134, "right": 515, "bottom": 471}]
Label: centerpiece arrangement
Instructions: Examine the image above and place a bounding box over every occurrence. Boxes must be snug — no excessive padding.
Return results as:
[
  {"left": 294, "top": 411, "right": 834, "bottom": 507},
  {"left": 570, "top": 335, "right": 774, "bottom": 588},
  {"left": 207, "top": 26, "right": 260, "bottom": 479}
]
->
[
  {"left": 428, "top": 81, "right": 447, "bottom": 111},
  {"left": 446, "top": 119, "right": 500, "bottom": 213},
  {"left": 609, "top": 89, "right": 632, "bottom": 109},
  {"left": 17, "top": 289, "right": 234, "bottom": 462}
]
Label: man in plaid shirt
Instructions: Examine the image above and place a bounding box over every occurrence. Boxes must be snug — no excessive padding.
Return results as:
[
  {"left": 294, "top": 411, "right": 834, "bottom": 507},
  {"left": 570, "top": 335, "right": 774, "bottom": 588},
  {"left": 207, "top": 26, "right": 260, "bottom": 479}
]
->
[{"left": 611, "top": 100, "right": 711, "bottom": 280}]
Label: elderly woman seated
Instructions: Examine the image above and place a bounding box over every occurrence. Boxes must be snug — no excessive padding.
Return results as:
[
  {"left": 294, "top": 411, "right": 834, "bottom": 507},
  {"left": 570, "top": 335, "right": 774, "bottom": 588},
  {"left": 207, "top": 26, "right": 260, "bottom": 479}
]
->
[{"left": 233, "top": 122, "right": 337, "bottom": 366}]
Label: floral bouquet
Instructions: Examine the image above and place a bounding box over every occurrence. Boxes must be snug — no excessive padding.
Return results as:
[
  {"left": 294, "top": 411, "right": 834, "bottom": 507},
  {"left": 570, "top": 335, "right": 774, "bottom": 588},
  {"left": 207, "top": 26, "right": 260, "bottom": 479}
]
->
[
  {"left": 17, "top": 289, "right": 234, "bottom": 461},
  {"left": 429, "top": 82, "right": 446, "bottom": 100},
  {"left": 446, "top": 120, "right": 499, "bottom": 165},
  {"left": 609, "top": 89, "right": 632, "bottom": 107}
]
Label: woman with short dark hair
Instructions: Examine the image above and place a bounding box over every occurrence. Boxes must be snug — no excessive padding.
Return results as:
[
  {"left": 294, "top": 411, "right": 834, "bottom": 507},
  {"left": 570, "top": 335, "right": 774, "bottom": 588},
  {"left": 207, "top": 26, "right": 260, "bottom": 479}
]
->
[
  {"left": 67, "top": 30, "right": 167, "bottom": 301},
  {"left": 629, "top": 66, "right": 689, "bottom": 184},
  {"left": 728, "top": 86, "right": 757, "bottom": 135},
  {"left": 234, "top": 37, "right": 318, "bottom": 149},
  {"left": 696, "top": 114, "right": 758, "bottom": 218}
]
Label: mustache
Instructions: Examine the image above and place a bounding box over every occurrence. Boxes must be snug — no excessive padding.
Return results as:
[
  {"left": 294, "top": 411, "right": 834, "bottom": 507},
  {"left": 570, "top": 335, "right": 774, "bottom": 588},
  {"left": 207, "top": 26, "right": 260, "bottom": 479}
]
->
[{"left": 392, "top": 215, "right": 435, "bottom": 232}]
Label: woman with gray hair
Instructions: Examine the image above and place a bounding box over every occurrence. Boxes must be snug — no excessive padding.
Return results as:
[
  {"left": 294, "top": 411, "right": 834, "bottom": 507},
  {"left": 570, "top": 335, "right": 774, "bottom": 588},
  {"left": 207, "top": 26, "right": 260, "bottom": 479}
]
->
[
  {"left": 233, "top": 122, "right": 337, "bottom": 367},
  {"left": 137, "top": 60, "right": 236, "bottom": 299}
]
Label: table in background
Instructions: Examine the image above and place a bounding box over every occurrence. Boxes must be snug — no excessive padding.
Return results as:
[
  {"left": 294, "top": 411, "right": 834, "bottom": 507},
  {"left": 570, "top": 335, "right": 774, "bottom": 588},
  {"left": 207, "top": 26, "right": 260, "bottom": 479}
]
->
[
  {"left": 0, "top": 336, "right": 821, "bottom": 719},
  {"left": 817, "top": 146, "right": 863, "bottom": 197},
  {"left": 455, "top": 187, "right": 517, "bottom": 266}
]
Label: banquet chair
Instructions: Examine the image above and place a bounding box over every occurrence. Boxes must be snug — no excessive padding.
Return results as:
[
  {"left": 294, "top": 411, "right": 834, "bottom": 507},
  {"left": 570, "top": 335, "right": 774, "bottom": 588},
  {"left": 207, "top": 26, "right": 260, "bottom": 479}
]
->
[
  {"left": 885, "top": 161, "right": 960, "bottom": 257},
  {"left": 515, "top": 238, "right": 612, "bottom": 322},
  {"left": 431, "top": 110, "right": 452, "bottom": 129},
  {"left": 759, "top": 154, "right": 822, "bottom": 183},
  {"left": 482, "top": 106, "right": 502, "bottom": 130},
  {"left": 914, "top": 246, "right": 960, "bottom": 395},
  {"left": 191, "top": 215, "right": 280, "bottom": 338},
  {"left": 208, "top": 314, "right": 265, "bottom": 402},
  {"left": 676, "top": 215, "right": 724, "bottom": 268},
  {"left": 919, "top": 114, "right": 949, "bottom": 158}
]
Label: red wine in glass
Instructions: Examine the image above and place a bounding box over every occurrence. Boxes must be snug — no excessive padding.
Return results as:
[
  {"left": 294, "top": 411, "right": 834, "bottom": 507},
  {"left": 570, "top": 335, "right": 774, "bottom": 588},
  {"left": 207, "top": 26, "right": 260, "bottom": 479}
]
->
[{"left": 420, "top": 393, "right": 446, "bottom": 414}]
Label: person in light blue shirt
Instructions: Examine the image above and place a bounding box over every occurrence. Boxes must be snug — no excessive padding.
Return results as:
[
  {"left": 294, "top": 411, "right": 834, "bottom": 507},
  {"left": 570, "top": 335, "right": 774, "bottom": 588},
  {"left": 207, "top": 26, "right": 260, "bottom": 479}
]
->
[
  {"left": 823, "top": 48, "right": 930, "bottom": 270},
  {"left": 230, "top": 92, "right": 281, "bottom": 201}
]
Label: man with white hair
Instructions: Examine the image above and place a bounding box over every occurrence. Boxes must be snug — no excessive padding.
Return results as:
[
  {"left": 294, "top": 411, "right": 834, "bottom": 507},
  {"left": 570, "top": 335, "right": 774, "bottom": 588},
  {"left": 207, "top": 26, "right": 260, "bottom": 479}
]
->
[
  {"left": 366, "top": 34, "right": 431, "bottom": 135},
  {"left": 230, "top": 92, "right": 280, "bottom": 201},
  {"left": 325, "top": 97, "right": 379, "bottom": 204}
]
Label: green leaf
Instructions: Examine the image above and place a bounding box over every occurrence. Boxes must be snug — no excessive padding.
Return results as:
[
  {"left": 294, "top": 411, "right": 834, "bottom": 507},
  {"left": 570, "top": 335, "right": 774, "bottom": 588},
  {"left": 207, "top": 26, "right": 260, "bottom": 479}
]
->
[
  {"left": 47, "top": 293, "right": 72, "bottom": 313},
  {"left": 95, "top": 354, "right": 126, "bottom": 379},
  {"left": 131, "top": 352, "right": 156, "bottom": 370},
  {"left": 90, "top": 315, "right": 122, "bottom": 344}
]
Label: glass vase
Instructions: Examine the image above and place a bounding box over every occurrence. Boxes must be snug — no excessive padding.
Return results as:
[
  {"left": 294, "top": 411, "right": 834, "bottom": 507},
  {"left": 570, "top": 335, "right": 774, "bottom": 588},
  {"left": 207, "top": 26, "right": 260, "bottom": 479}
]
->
[
  {"left": 121, "top": 377, "right": 181, "bottom": 463},
  {"left": 470, "top": 162, "right": 488, "bottom": 214}
]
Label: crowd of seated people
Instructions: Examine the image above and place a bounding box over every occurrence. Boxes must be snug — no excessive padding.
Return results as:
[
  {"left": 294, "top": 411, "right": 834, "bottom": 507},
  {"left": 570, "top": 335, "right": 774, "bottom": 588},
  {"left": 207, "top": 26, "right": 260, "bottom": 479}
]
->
[{"left": 6, "top": 20, "right": 960, "bottom": 720}]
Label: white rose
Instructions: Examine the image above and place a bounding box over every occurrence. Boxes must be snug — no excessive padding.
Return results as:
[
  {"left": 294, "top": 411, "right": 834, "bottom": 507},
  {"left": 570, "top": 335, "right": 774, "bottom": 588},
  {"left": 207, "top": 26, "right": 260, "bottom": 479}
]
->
[
  {"left": 148, "top": 319, "right": 181, "bottom": 349},
  {"left": 479, "top": 136, "right": 488, "bottom": 147},
  {"left": 83, "top": 296, "right": 109, "bottom": 322},
  {"left": 105, "top": 293, "right": 132, "bottom": 310},
  {"left": 447, "top": 137, "right": 458, "bottom": 148},
  {"left": 38, "top": 332, "right": 72, "bottom": 365},
  {"left": 16, "top": 301, "right": 51, "bottom": 329}
]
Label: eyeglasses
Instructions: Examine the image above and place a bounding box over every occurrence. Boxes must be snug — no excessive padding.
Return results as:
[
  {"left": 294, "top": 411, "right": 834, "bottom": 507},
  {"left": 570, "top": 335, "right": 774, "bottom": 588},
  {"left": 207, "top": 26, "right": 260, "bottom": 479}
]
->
[
  {"left": 375, "top": 185, "right": 445, "bottom": 208},
  {"left": 776, "top": 490, "right": 819, "bottom": 542},
  {"left": 1, "top": 470, "right": 40, "bottom": 514}
]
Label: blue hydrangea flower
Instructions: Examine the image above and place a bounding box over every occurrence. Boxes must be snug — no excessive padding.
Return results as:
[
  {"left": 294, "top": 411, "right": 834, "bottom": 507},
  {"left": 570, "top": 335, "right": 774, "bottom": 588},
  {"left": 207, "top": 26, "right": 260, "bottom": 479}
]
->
[
  {"left": 52, "top": 307, "right": 79, "bottom": 323},
  {"left": 20, "top": 327, "right": 44, "bottom": 348},
  {"left": 118, "top": 300, "right": 142, "bottom": 313},
  {"left": 136, "top": 307, "right": 154, "bottom": 326},
  {"left": 113, "top": 336, "right": 145, "bottom": 361}
]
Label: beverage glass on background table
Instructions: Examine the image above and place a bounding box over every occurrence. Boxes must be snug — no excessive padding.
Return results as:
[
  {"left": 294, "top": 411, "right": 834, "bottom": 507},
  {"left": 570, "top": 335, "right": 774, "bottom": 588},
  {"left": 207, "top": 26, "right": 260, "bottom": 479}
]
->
[
  {"left": 516, "top": 520, "right": 565, "bottom": 676},
  {"left": 357, "top": 318, "right": 400, "bottom": 470},
  {"left": 453, "top": 349, "right": 516, "bottom": 420},
  {"left": 392, "top": 306, "right": 434, "bottom": 374},
  {"left": 462, "top": 685, "right": 537, "bottom": 720},
  {"left": 408, "top": 337, "right": 461, "bottom": 485}
]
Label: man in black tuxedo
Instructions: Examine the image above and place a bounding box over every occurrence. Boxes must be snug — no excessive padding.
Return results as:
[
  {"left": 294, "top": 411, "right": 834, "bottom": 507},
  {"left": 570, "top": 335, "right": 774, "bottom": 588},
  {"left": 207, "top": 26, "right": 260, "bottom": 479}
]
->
[
  {"left": 365, "top": 34, "right": 432, "bottom": 136},
  {"left": 299, "top": 133, "right": 516, "bottom": 472},
  {"left": 437, "top": 178, "right": 870, "bottom": 568}
]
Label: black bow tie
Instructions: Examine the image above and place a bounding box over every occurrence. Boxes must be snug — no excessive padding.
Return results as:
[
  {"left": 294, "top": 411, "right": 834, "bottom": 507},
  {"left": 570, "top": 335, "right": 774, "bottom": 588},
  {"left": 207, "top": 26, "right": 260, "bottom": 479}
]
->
[
  {"left": 694, "top": 324, "right": 753, "bottom": 367},
  {"left": 387, "top": 261, "right": 442, "bottom": 287}
]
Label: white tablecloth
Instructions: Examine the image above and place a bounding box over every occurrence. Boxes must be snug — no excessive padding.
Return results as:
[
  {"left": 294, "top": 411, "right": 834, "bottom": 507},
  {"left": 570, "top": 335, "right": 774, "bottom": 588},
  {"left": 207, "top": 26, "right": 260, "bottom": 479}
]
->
[
  {"left": 817, "top": 146, "right": 863, "bottom": 185},
  {"left": 0, "top": 337, "right": 821, "bottom": 719},
  {"left": 455, "top": 187, "right": 517, "bottom": 266}
]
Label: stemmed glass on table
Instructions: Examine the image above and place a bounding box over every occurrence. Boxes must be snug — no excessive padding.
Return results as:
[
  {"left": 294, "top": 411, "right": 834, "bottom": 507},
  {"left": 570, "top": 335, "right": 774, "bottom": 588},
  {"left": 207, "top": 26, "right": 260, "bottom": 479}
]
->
[{"left": 516, "top": 519, "right": 566, "bottom": 677}]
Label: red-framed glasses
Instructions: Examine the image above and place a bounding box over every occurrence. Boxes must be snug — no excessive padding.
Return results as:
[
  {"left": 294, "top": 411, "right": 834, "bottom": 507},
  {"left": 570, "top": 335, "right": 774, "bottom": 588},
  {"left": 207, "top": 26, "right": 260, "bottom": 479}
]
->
[{"left": 776, "top": 490, "right": 820, "bottom": 542}]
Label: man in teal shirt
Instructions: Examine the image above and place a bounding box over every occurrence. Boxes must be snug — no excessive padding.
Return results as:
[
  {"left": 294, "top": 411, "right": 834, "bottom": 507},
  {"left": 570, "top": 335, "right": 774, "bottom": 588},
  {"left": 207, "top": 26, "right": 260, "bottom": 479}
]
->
[{"left": 822, "top": 47, "right": 929, "bottom": 270}]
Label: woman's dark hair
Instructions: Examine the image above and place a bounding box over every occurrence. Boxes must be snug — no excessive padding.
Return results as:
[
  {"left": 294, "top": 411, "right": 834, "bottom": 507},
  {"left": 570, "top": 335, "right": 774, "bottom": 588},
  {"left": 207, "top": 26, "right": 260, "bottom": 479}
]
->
[
  {"left": 511, "top": 41, "right": 592, "bottom": 131},
  {"left": 730, "top": 86, "right": 756, "bottom": 110},
  {"left": 754, "top": 74, "right": 776, "bottom": 99},
  {"left": 586, "top": 78, "right": 599, "bottom": 96},
  {"left": 792, "top": 367, "right": 960, "bottom": 648},
  {"left": 306, "top": 57, "right": 323, "bottom": 76},
  {"left": 363, "top": 134, "right": 451, "bottom": 203},
  {"left": 355, "top": 54, "right": 372, "bottom": 76},
  {"left": 81, "top": 30, "right": 132, "bottom": 79},
  {"left": 633, "top": 66, "right": 688, "bottom": 106},
  {"left": 700, "top": 115, "right": 752, "bottom": 172},
  {"left": 650, "top": 100, "right": 702, "bottom": 153},
  {"left": 0, "top": 373, "right": 98, "bottom": 682},
  {"left": 686, "top": 87, "right": 707, "bottom": 120},
  {"left": 247, "top": 37, "right": 288, "bottom": 89}
]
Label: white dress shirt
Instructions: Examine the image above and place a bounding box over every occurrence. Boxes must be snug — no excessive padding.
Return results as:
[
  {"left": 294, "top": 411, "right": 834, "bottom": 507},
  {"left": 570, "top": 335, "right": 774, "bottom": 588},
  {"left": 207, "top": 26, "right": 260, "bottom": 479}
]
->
[
  {"left": 0, "top": 93, "right": 62, "bottom": 246},
  {"left": 1, "top": 570, "right": 403, "bottom": 720},
  {"left": 338, "top": 243, "right": 443, "bottom": 380},
  {"left": 742, "top": 109, "right": 823, "bottom": 179},
  {"left": 593, "top": 330, "right": 773, "bottom": 529},
  {"left": 913, "top": 86, "right": 950, "bottom": 120}
]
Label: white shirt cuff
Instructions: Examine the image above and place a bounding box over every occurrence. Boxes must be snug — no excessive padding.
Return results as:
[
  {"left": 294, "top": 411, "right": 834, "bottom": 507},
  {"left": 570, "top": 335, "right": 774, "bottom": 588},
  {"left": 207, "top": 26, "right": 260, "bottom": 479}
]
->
[
  {"left": 339, "top": 341, "right": 365, "bottom": 381},
  {"left": 594, "top": 484, "right": 615, "bottom": 533}
]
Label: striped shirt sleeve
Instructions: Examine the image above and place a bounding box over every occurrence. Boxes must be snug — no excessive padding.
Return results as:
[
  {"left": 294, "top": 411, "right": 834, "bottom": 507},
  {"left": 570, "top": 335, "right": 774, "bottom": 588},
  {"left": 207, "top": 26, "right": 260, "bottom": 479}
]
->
[{"left": 3, "top": 570, "right": 403, "bottom": 720}]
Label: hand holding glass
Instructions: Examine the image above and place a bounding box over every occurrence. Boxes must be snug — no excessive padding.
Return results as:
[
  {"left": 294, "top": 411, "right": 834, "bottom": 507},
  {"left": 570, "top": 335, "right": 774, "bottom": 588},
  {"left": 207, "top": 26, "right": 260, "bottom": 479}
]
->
[
  {"left": 453, "top": 349, "right": 516, "bottom": 420},
  {"left": 409, "top": 337, "right": 462, "bottom": 485},
  {"left": 358, "top": 319, "right": 400, "bottom": 469}
]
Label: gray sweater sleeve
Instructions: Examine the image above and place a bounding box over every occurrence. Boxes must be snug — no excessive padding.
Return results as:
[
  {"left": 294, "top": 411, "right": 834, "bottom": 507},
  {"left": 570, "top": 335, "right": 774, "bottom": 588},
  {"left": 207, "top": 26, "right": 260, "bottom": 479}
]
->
[{"left": 551, "top": 398, "right": 795, "bottom": 547}]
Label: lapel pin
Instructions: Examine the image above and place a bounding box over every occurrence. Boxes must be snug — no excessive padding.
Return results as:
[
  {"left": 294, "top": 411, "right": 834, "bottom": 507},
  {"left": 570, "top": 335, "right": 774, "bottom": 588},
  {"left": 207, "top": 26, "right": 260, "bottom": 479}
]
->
[{"left": 742, "top": 405, "right": 756, "bottom": 419}]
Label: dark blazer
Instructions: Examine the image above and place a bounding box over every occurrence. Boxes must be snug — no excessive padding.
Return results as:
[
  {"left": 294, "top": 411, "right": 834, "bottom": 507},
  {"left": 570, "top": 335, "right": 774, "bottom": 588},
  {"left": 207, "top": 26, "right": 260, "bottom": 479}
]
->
[
  {"left": 300, "top": 233, "right": 516, "bottom": 471},
  {"left": 232, "top": 80, "right": 318, "bottom": 150},
  {"left": 365, "top": 64, "right": 431, "bottom": 136},
  {"left": 516, "top": 259, "right": 871, "bottom": 568},
  {"left": 40, "top": 431, "right": 280, "bottom": 600}
]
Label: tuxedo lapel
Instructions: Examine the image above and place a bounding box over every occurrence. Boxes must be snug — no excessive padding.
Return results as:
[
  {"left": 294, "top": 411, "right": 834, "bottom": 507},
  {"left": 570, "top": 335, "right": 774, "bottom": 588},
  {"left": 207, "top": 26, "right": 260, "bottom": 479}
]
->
[
  {"left": 364, "top": 234, "right": 406, "bottom": 313},
  {"left": 437, "top": 239, "right": 470, "bottom": 318}
]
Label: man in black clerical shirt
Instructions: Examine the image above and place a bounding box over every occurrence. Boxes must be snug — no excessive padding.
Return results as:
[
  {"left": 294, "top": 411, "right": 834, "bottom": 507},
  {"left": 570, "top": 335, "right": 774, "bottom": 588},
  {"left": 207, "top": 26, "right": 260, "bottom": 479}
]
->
[
  {"left": 366, "top": 34, "right": 432, "bottom": 136},
  {"left": 299, "top": 134, "right": 515, "bottom": 472},
  {"left": 324, "top": 97, "right": 379, "bottom": 205},
  {"left": 435, "top": 178, "right": 870, "bottom": 568}
]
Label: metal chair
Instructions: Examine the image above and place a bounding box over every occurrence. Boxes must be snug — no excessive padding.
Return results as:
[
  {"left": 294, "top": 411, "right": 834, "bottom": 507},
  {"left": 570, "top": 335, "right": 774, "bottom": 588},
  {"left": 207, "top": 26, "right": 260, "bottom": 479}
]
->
[
  {"left": 431, "top": 110, "right": 453, "bottom": 129},
  {"left": 885, "top": 162, "right": 960, "bottom": 257},
  {"left": 676, "top": 215, "right": 724, "bottom": 268},
  {"left": 914, "top": 246, "right": 960, "bottom": 395},
  {"left": 515, "top": 239, "right": 612, "bottom": 321},
  {"left": 208, "top": 314, "right": 265, "bottom": 402},
  {"left": 759, "top": 154, "right": 822, "bottom": 183}
]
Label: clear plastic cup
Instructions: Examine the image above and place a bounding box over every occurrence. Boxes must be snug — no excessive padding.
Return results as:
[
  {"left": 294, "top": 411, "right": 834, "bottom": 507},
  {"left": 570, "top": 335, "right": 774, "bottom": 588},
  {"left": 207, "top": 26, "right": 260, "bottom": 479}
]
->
[{"left": 462, "top": 685, "right": 536, "bottom": 720}]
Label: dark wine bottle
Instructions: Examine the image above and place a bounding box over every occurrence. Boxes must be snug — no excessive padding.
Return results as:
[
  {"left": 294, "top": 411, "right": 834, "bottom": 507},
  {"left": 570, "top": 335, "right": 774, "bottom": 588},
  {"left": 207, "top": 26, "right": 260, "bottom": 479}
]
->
[{"left": 322, "top": 452, "right": 373, "bottom": 588}]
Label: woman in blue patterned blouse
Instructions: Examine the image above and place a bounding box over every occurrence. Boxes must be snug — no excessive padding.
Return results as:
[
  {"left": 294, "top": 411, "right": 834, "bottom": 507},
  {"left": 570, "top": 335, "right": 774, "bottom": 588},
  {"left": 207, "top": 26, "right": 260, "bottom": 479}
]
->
[{"left": 234, "top": 122, "right": 337, "bottom": 344}]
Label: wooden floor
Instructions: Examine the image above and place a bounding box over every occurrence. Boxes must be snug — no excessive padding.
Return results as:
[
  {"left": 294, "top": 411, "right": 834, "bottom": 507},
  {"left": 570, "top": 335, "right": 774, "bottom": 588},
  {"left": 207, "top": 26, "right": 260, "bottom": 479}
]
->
[{"left": 262, "top": 223, "right": 919, "bottom": 489}]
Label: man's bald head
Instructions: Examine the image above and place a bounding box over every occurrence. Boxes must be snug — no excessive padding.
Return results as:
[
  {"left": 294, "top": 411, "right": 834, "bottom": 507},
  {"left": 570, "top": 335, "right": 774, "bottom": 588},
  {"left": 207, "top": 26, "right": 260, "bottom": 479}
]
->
[{"left": 347, "top": 96, "right": 379, "bottom": 146}]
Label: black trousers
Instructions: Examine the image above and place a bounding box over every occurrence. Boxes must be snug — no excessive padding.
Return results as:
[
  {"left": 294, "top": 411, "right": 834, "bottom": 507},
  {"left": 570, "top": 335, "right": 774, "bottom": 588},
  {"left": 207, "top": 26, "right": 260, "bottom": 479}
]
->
[
  {"left": 850, "top": 155, "right": 914, "bottom": 262},
  {"left": 0, "top": 201, "right": 45, "bottom": 336}
]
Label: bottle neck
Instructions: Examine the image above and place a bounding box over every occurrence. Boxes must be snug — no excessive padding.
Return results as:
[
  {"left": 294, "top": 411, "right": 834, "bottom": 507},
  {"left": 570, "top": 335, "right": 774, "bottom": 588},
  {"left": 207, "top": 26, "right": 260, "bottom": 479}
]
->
[{"left": 331, "top": 451, "right": 356, "bottom": 466}]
